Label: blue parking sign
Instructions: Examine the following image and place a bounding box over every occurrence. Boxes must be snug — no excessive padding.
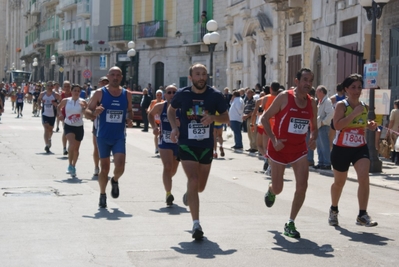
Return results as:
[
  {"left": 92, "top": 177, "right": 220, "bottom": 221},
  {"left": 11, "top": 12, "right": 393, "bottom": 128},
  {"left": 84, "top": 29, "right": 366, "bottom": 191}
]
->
[{"left": 363, "top": 63, "right": 378, "bottom": 89}]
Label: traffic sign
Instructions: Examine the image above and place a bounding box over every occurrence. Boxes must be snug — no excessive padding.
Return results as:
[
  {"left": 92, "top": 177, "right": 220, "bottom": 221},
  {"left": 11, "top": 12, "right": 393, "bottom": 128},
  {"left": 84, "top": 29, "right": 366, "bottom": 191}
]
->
[
  {"left": 83, "top": 69, "right": 92, "bottom": 79},
  {"left": 363, "top": 63, "right": 378, "bottom": 89}
]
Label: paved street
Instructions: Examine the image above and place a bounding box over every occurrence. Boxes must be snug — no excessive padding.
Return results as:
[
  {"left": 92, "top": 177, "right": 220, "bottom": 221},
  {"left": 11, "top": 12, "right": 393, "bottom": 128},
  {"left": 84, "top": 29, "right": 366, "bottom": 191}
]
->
[{"left": 0, "top": 102, "right": 398, "bottom": 267}]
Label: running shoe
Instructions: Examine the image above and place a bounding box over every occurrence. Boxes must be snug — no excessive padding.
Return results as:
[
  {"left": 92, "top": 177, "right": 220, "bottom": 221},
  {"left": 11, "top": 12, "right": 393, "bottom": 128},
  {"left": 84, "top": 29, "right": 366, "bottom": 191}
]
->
[
  {"left": 63, "top": 148, "right": 68, "bottom": 155},
  {"left": 93, "top": 166, "right": 100, "bottom": 176},
  {"left": 328, "top": 209, "right": 339, "bottom": 226},
  {"left": 17, "top": 114, "right": 19, "bottom": 118},
  {"left": 284, "top": 221, "right": 301, "bottom": 238},
  {"left": 192, "top": 222, "right": 204, "bottom": 240},
  {"left": 70, "top": 166, "right": 76, "bottom": 178},
  {"left": 155, "top": 149, "right": 159, "bottom": 154},
  {"left": 99, "top": 194, "right": 107, "bottom": 208},
  {"left": 263, "top": 159, "right": 269, "bottom": 172},
  {"left": 45, "top": 145, "right": 50, "bottom": 153},
  {"left": 182, "top": 192, "right": 188, "bottom": 206},
  {"left": 264, "top": 188, "right": 275, "bottom": 208},
  {"left": 67, "top": 165, "right": 73, "bottom": 174},
  {"left": 20, "top": 113, "right": 23, "bottom": 117},
  {"left": 356, "top": 213, "right": 378, "bottom": 227},
  {"left": 166, "top": 194, "right": 174, "bottom": 206},
  {"left": 213, "top": 152, "right": 218, "bottom": 159},
  {"left": 219, "top": 147, "right": 225, "bottom": 157},
  {"left": 110, "top": 177, "right": 119, "bottom": 198}
]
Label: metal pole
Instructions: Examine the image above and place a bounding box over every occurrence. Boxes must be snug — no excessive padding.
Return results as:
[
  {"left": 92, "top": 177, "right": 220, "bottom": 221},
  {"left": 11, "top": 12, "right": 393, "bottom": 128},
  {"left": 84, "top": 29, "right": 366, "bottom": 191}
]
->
[
  {"left": 209, "top": 44, "right": 215, "bottom": 87},
  {"left": 130, "top": 56, "right": 134, "bottom": 91},
  {"left": 366, "top": 0, "right": 382, "bottom": 173}
]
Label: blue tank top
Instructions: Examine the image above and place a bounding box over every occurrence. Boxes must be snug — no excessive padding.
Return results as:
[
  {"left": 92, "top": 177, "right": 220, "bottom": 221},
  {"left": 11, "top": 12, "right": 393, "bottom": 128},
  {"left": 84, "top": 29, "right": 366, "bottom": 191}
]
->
[
  {"left": 96, "top": 87, "right": 128, "bottom": 139},
  {"left": 335, "top": 93, "right": 346, "bottom": 102},
  {"left": 159, "top": 102, "right": 180, "bottom": 146}
]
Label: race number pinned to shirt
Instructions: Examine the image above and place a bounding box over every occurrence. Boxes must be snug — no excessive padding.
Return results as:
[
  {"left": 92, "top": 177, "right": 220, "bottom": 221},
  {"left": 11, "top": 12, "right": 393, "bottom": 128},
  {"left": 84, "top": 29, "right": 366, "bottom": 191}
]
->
[
  {"left": 106, "top": 110, "right": 123, "bottom": 123},
  {"left": 162, "top": 130, "right": 173, "bottom": 143},
  {"left": 188, "top": 121, "right": 210, "bottom": 140},
  {"left": 288, "top": 118, "right": 309, "bottom": 134}
]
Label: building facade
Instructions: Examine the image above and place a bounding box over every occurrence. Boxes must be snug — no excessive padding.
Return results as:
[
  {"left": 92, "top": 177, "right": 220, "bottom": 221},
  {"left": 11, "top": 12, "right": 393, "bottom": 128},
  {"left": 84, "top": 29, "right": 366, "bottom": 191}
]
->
[{"left": 2, "top": 0, "right": 398, "bottom": 107}]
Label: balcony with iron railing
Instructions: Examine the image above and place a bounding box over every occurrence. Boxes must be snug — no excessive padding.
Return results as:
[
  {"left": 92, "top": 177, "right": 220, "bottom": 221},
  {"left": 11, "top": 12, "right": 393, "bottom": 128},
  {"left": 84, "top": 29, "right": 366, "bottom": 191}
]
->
[
  {"left": 137, "top": 20, "right": 167, "bottom": 39},
  {"left": 63, "top": 39, "right": 76, "bottom": 53},
  {"left": 30, "top": 1, "right": 41, "bottom": 15},
  {"left": 42, "top": 0, "right": 59, "bottom": 7},
  {"left": 108, "top": 25, "right": 135, "bottom": 43},
  {"left": 75, "top": 40, "right": 110, "bottom": 54},
  {"left": 40, "top": 29, "right": 60, "bottom": 42},
  {"left": 59, "top": 0, "right": 78, "bottom": 11},
  {"left": 77, "top": 0, "right": 90, "bottom": 18}
]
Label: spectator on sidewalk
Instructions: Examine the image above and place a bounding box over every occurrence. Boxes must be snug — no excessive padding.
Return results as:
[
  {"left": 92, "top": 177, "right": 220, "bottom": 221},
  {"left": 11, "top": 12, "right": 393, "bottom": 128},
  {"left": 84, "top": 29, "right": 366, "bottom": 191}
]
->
[
  {"left": 314, "top": 85, "right": 334, "bottom": 170},
  {"left": 387, "top": 100, "right": 399, "bottom": 165},
  {"left": 229, "top": 91, "right": 244, "bottom": 150},
  {"left": 243, "top": 88, "right": 257, "bottom": 153}
]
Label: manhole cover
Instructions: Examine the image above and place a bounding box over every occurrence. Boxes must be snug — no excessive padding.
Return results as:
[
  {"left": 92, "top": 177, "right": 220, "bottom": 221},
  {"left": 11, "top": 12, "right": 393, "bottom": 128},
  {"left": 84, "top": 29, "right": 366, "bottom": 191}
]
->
[{"left": 2, "top": 187, "right": 59, "bottom": 197}]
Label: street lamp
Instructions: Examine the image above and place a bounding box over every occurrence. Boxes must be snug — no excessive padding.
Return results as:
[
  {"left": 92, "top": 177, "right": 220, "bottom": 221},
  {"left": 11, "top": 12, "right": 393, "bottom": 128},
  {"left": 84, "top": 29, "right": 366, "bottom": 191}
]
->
[
  {"left": 127, "top": 41, "right": 136, "bottom": 91},
  {"left": 359, "top": 0, "right": 390, "bottom": 173},
  {"left": 33, "top": 57, "right": 38, "bottom": 82},
  {"left": 203, "top": 20, "right": 220, "bottom": 87},
  {"left": 50, "top": 55, "right": 56, "bottom": 81},
  {"left": 21, "top": 60, "right": 26, "bottom": 71}
]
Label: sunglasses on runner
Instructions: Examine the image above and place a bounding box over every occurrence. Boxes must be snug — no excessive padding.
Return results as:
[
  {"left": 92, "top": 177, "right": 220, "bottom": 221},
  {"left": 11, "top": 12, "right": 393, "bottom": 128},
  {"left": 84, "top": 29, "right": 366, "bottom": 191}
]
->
[{"left": 166, "top": 91, "right": 176, "bottom": 95}]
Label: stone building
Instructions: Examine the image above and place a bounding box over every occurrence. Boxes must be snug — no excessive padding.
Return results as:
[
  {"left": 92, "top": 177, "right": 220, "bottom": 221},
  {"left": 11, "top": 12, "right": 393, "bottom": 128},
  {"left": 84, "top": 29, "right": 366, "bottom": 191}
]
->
[{"left": 2, "top": 0, "right": 398, "bottom": 108}]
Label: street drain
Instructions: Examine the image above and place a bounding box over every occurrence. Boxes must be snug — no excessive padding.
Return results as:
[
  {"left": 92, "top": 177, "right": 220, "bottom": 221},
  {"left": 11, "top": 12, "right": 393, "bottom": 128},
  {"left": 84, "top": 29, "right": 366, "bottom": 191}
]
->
[{"left": 2, "top": 187, "right": 59, "bottom": 197}]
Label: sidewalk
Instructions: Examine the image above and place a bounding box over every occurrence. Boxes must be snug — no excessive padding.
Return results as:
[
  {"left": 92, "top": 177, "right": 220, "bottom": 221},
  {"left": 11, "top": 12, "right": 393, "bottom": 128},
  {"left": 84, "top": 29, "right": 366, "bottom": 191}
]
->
[{"left": 222, "top": 128, "right": 399, "bottom": 191}]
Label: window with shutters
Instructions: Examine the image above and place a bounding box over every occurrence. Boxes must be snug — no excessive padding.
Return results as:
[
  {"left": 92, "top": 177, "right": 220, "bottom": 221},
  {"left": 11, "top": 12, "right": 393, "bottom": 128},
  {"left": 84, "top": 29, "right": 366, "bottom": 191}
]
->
[
  {"left": 290, "top": 32, "right": 302, "bottom": 47},
  {"left": 341, "top": 17, "right": 357, "bottom": 37}
]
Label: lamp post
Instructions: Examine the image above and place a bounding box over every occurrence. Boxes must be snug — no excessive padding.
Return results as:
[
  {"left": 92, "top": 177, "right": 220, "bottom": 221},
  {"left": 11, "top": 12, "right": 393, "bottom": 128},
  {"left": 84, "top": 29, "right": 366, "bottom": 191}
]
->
[
  {"left": 127, "top": 41, "right": 136, "bottom": 91},
  {"left": 203, "top": 20, "right": 220, "bottom": 87},
  {"left": 50, "top": 55, "right": 56, "bottom": 81},
  {"left": 359, "top": 0, "right": 389, "bottom": 173},
  {"left": 21, "top": 60, "right": 26, "bottom": 71},
  {"left": 33, "top": 57, "right": 38, "bottom": 82}
]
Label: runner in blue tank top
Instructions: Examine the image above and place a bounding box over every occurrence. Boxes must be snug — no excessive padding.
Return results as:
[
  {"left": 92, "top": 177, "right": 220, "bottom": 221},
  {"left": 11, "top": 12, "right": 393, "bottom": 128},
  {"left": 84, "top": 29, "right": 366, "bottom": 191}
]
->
[
  {"left": 86, "top": 66, "right": 133, "bottom": 208},
  {"left": 148, "top": 85, "right": 180, "bottom": 207}
]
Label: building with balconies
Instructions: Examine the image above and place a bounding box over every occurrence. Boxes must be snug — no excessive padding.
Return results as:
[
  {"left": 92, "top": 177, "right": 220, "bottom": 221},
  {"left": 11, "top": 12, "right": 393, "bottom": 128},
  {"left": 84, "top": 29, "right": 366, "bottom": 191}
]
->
[{"left": 57, "top": 0, "right": 110, "bottom": 85}]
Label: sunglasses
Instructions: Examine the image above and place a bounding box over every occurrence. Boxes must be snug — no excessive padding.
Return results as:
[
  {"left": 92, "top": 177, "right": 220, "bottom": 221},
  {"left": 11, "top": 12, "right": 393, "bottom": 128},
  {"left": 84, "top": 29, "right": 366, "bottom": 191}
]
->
[{"left": 166, "top": 91, "right": 176, "bottom": 95}]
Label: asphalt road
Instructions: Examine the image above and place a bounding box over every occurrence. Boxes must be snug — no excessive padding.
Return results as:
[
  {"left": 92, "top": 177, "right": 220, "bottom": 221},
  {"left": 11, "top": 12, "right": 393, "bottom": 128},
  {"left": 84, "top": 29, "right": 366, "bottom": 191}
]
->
[{"left": 0, "top": 102, "right": 398, "bottom": 267}]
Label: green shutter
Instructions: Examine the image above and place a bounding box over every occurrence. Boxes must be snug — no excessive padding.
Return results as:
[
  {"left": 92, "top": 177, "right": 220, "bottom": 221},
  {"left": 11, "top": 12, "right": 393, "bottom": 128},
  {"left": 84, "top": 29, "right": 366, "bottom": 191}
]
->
[
  {"left": 86, "top": 27, "right": 90, "bottom": 40},
  {"left": 46, "top": 45, "right": 51, "bottom": 58},
  {"left": 123, "top": 0, "right": 133, "bottom": 40},
  {"left": 154, "top": 0, "right": 164, "bottom": 20},
  {"left": 154, "top": 0, "right": 164, "bottom": 37},
  {"left": 206, "top": 0, "right": 213, "bottom": 20},
  {"left": 193, "top": 0, "right": 200, "bottom": 42}
]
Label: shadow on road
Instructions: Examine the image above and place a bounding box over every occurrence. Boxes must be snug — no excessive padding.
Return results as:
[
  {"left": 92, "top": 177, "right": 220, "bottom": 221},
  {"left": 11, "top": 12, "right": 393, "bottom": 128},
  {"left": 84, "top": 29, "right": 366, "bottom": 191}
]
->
[
  {"left": 57, "top": 178, "right": 87, "bottom": 184},
  {"left": 269, "top": 230, "right": 334, "bottom": 258},
  {"left": 171, "top": 238, "right": 237, "bottom": 259},
  {"left": 149, "top": 205, "right": 189, "bottom": 215},
  {"left": 335, "top": 226, "right": 393, "bottom": 245},
  {"left": 82, "top": 208, "right": 133, "bottom": 220}
]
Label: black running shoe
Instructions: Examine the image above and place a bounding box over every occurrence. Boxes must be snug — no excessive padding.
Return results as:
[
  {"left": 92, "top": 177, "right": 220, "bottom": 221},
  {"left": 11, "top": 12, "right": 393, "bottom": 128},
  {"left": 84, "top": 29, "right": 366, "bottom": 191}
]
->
[
  {"left": 111, "top": 177, "right": 119, "bottom": 198},
  {"left": 99, "top": 194, "right": 107, "bottom": 208},
  {"left": 284, "top": 221, "right": 301, "bottom": 238},
  {"left": 264, "top": 189, "right": 276, "bottom": 208},
  {"left": 166, "top": 194, "right": 174, "bottom": 206},
  {"left": 45, "top": 145, "right": 50, "bottom": 153},
  {"left": 192, "top": 222, "right": 204, "bottom": 240}
]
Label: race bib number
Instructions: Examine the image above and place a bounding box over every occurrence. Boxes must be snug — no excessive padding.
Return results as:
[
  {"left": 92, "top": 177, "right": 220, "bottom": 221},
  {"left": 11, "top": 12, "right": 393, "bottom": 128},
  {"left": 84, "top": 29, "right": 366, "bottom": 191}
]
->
[
  {"left": 288, "top": 118, "right": 309, "bottom": 134},
  {"left": 106, "top": 110, "right": 123, "bottom": 123},
  {"left": 162, "top": 130, "right": 173, "bottom": 143},
  {"left": 188, "top": 122, "right": 210, "bottom": 140},
  {"left": 17, "top": 99, "right": 23, "bottom": 103},
  {"left": 342, "top": 132, "right": 365, "bottom": 147}
]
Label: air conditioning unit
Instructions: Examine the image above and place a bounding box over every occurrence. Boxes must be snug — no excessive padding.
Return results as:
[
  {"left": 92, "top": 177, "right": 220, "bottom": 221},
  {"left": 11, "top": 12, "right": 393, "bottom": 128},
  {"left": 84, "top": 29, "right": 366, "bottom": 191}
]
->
[
  {"left": 338, "top": 1, "right": 346, "bottom": 10},
  {"left": 348, "top": 0, "right": 357, "bottom": 6}
]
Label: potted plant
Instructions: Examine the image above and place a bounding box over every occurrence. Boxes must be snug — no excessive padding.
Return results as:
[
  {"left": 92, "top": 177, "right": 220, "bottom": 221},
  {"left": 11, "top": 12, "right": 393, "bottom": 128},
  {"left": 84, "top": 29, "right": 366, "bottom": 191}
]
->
[
  {"left": 85, "top": 45, "right": 93, "bottom": 51},
  {"left": 98, "top": 40, "right": 105, "bottom": 45}
]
